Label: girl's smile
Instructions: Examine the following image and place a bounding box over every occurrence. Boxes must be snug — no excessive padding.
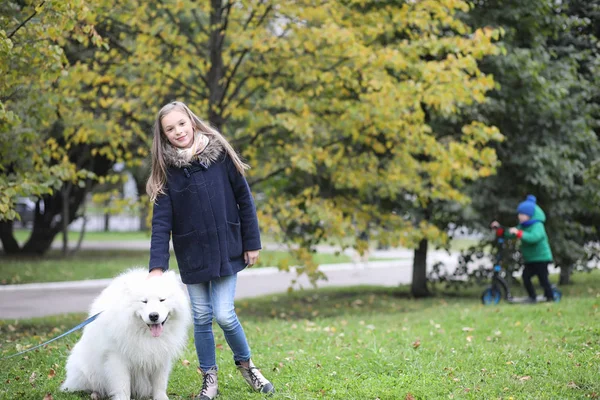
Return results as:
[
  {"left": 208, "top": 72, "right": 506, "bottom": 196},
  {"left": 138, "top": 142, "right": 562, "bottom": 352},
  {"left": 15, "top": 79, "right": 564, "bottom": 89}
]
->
[{"left": 161, "top": 110, "right": 194, "bottom": 149}]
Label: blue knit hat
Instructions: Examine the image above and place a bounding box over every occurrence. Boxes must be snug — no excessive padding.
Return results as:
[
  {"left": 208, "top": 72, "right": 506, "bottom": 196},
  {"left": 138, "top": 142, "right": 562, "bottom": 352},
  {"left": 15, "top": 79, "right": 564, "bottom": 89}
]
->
[{"left": 516, "top": 195, "right": 537, "bottom": 217}]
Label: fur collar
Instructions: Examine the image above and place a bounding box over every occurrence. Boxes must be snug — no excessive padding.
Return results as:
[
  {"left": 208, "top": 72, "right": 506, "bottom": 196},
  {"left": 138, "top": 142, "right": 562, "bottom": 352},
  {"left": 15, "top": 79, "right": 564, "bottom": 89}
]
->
[{"left": 163, "top": 134, "right": 225, "bottom": 168}]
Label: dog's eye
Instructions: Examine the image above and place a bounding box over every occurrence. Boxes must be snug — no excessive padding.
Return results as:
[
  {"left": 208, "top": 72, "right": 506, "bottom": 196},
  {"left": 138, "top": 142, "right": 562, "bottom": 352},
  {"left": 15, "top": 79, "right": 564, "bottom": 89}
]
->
[
  {"left": 141, "top": 300, "right": 148, "bottom": 304},
  {"left": 159, "top": 298, "right": 166, "bottom": 302}
]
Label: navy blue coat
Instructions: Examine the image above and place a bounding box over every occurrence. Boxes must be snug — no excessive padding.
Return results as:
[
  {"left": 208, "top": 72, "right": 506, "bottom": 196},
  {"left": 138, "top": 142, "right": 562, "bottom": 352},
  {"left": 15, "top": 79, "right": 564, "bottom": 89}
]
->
[{"left": 149, "top": 152, "right": 261, "bottom": 284}]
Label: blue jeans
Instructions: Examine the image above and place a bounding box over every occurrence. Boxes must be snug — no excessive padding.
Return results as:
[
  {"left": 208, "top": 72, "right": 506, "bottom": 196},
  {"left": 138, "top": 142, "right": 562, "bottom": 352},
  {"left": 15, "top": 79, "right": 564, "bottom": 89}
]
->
[{"left": 187, "top": 274, "right": 251, "bottom": 371}]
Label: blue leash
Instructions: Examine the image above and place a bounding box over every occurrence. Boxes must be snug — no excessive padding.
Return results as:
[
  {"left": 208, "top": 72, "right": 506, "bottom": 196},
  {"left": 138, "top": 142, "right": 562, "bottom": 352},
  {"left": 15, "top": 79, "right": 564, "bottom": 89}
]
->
[{"left": 1, "top": 311, "right": 102, "bottom": 360}]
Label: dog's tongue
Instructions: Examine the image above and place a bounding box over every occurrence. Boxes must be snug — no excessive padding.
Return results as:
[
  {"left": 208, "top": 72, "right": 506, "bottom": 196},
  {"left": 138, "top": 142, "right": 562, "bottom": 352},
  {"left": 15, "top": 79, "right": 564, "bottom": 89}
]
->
[{"left": 149, "top": 323, "right": 163, "bottom": 337}]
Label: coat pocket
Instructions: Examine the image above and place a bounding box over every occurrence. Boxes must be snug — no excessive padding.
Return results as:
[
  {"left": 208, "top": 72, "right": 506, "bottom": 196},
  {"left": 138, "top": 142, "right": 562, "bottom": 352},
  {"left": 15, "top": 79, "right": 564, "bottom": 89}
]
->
[
  {"left": 226, "top": 221, "right": 243, "bottom": 259},
  {"left": 172, "top": 230, "right": 207, "bottom": 271}
]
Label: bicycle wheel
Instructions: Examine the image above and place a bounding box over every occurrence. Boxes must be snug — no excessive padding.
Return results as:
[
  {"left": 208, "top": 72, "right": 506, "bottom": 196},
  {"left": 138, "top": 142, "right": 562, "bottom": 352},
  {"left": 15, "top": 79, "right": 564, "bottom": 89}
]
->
[
  {"left": 551, "top": 286, "right": 562, "bottom": 302},
  {"left": 481, "top": 287, "right": 501, "bottom": 305}
]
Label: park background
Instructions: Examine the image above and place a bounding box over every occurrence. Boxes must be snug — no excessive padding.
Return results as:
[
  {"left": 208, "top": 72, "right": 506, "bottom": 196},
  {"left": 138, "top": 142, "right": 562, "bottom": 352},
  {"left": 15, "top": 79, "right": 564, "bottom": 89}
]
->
[{"left": 1, "top": 0, "right": 600, "bottom": 399}]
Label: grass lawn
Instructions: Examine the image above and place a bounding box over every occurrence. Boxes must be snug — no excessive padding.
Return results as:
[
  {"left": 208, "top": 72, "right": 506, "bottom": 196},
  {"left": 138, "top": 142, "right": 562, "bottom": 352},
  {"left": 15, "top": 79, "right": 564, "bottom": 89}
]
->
[
  {"left": 12, "top": 229, "right": 151, "bottom": 243},
  {"left": 1, "top": 271, "right": 599, "bottom": 399},
  {"left": 12, "top": 229, "right": 479, "bottom": 250},
  {"left": 0, "top": 249, "right": 362, "bottom": 285}
]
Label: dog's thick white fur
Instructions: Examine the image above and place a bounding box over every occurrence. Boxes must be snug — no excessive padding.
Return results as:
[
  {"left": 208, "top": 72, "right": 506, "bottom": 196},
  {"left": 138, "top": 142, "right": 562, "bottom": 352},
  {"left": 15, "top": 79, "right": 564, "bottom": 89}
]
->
[{"left": 61, "top": 268, "right": 191, "bottom": 400}]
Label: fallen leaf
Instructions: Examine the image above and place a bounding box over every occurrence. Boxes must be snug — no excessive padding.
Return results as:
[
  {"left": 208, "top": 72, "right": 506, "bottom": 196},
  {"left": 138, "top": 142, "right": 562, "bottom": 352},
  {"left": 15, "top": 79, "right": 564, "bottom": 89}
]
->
[
  {"left": 216, "top": 344, "right": 224, "bottom": 350},
  {"left": 405, "top": 393, "right": 415, "bottom": 400},
  {"left": 466, "top": 336, "right": 473, "bottom": 342},
  {"left": 29, "top": 372, "right": 37, "bottom": 385},
  {"left": 567, "top": 381, "right": 580, "bottom": 389},
  {"left": 43, "top": 394, "right": 53, "bottom": 400},
  {"left": 412, "top": 340, "right": 421, "bottom": 349},
  {"left": 462, "top": 327, "right": 474, "bottom": 332},
  {"left": 47, "top": 369, "right": 56, "bottom": 379},
  {"left": 181, "top": 360, "right": 190, "bottom": 366},
  {"left": 520, "top": 376, "right": 531, "bottom": 381}
]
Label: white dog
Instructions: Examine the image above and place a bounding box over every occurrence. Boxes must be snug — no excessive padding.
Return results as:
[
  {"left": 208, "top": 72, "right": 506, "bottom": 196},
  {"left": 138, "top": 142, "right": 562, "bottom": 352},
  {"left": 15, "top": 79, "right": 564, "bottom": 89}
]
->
[{"left": 61, "top": 268, "right": 191, "bottom": 400}]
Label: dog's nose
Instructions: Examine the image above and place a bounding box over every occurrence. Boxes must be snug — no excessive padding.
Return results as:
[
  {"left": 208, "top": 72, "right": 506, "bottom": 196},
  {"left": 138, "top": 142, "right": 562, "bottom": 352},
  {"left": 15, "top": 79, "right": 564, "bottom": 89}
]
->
[{"left": 149, "top": 312, "right": 159, "bottom": 322}]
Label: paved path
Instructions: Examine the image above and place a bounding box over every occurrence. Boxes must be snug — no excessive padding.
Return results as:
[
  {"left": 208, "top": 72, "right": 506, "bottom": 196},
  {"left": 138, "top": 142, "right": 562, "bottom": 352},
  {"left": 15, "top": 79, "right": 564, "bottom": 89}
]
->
[{"left": 0, "top": 244, "right": 461, "bottom": 319}]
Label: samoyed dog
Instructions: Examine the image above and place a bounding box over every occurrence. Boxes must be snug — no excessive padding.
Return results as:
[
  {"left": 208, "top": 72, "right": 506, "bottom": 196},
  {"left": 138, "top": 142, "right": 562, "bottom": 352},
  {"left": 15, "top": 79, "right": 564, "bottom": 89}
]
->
[{"left": 61, "top": 268, "right": 191, "bottom": 400}]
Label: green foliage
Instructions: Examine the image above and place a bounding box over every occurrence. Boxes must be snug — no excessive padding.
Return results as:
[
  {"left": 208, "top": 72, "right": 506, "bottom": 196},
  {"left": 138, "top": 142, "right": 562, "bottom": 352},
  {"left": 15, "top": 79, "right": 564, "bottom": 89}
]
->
[
  {"left": 1, "top": 1, "right": 503, "bottom": 277},
  {"left": 464, "top": 0, "right": 600, "bottom": 281},
  {"left": 0, "top": 249, "right": 355, "bottom": 284},
  {"left": 243, "top": 0, "right": 502, "bottom": 283},
  {"left": 3, "top": 0, "right": 596, "bottom": 290},
  {"left": 0, "top": 1, "right": 107, "bottom": 220}
]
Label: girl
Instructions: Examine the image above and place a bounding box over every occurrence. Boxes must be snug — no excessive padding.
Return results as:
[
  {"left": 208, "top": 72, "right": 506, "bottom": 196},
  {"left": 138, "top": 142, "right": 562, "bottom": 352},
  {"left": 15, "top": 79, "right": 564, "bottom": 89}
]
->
[{"left": 146, "top": 101, "right": 274, "bottom": 399}]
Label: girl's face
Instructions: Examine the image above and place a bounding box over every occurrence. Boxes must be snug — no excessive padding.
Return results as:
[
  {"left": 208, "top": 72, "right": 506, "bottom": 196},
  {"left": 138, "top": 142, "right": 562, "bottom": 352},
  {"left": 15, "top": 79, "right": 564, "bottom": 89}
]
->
[
  {"left": 518, "top": 213, "right": 530, "bottom": 224},
  {"left": 161, "top": 110, "right": 194, "bottom": 149}
]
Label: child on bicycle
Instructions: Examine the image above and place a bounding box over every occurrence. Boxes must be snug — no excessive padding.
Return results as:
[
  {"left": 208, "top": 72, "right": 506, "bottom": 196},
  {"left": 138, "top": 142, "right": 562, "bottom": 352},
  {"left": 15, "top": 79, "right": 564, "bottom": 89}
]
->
[{"left": 490, "top": 194, "right": 554, "bottom": 303}]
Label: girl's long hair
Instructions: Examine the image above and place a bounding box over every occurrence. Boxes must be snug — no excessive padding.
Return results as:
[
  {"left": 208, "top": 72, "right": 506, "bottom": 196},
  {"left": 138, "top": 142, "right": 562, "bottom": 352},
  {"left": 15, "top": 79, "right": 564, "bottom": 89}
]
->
[{"left": 146, "top": 101, "right": 249, "bottom": 202}]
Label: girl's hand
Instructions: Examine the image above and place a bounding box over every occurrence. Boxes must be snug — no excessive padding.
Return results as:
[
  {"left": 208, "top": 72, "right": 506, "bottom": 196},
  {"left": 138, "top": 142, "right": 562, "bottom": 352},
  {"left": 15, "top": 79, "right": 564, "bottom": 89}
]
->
[
  {"left": 509, "top": 227, "right": 519, "bottom": 235},
  {"left": 490, "top": 221, "right": 501, "bottom": 229},
  {"left": 148, "top": 268, "right": 164, "bottom": 279},
  {"left": 245, "top": 250, "right": 260, "bottom": 267}
]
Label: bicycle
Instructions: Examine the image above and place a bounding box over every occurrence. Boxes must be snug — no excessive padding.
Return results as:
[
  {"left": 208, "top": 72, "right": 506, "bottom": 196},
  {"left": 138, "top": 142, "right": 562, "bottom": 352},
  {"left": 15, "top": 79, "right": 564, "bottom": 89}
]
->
[{"left": 481, "top": 235, "right": 562, "bottom": 305}]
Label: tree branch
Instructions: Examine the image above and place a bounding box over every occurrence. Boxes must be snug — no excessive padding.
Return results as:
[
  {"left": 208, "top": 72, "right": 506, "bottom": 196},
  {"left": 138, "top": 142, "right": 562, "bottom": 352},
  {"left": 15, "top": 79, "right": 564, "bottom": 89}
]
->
[
  {"left": 219, "top": 0, "right": 233, "bottom": 43},
  {"left": 220, "top": 61, "right": 252, "bottom": 108},
  {"left": 158, "top": 0, "right": 208, "bottom": 60},
  {"left": 248, "top": 166, "right": 287, "bottom": 186},
  {"left": 8, "top": 1, "right": 45, "bottom": 39},
  {"left": 191, "top": 8, "right": 210, "bottom": 36},
  {"left": 222, "top": 84, "right": 263, "bottom": 118},
  {"left": 102, "top": 31, "right": 208, "bottom": 99}
]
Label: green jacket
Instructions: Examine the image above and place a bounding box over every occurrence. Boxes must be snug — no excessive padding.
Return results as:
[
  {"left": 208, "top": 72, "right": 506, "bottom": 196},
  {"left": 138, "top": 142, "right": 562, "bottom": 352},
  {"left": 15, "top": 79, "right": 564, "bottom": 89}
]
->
[{"left": 504, "top": 204, "right": 553, "bottom": 263}]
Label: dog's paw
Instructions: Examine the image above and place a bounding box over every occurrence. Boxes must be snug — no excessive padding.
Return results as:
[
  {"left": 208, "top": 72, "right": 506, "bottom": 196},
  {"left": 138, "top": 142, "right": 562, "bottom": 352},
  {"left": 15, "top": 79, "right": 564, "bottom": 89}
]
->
[{"left": 90, "top": 392, "right": 100, "bottom": 400}]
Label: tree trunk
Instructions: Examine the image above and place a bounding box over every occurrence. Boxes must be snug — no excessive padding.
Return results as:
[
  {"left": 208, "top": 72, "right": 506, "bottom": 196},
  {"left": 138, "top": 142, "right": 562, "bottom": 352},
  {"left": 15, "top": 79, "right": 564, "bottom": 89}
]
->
[
  {"left": 139, "top": 203, "right": 150, "bottom": 232},
  {"left": 21, "top": 181, "right": 90, "bottom": 255},
  {"left": 0, "top": 220, "right": 20, "bottom": 254},
  {"left": 62, "top": 185, "right": 71, "bottom": 255},
  {"left": 559, "top": 265, "right": 572, "bottom": 285},
  {"left": 72, "top": 216, "right": 88, "bottom": 254},
  {"left": 22, "top": 221, "right": 61, "bottom": 254},
  {"left": 208, "top": 0, "right": 226, "bottom": 131},
  {"left": 411, "top": 238, "right": 431, "bottom": 297}
]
